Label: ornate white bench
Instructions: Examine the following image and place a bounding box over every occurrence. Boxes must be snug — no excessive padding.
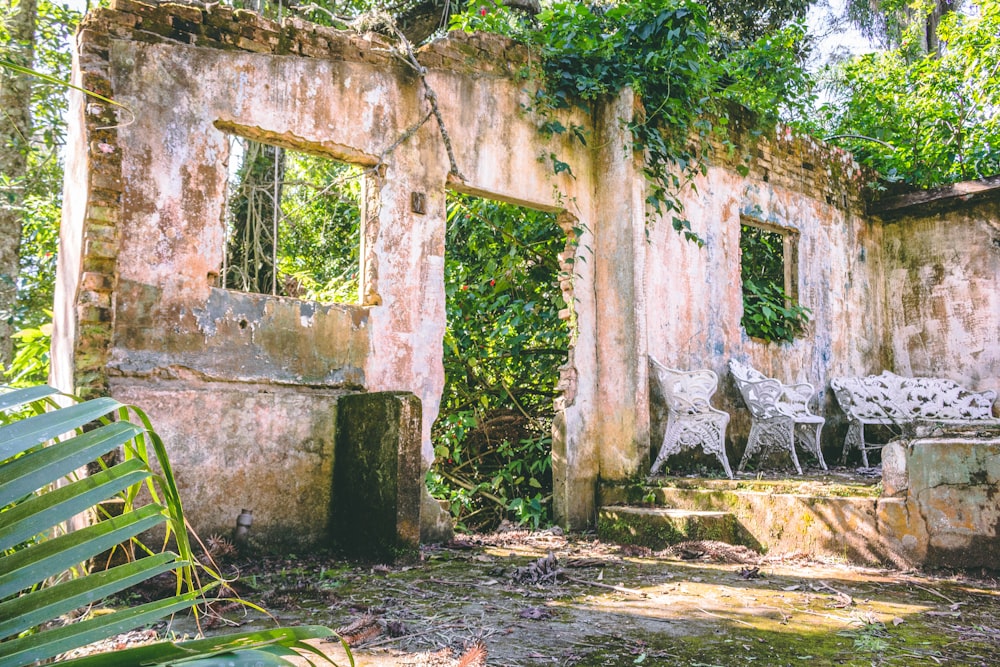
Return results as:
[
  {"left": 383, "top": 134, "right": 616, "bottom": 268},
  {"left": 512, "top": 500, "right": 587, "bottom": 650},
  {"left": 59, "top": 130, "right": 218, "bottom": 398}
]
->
[
  {"left": 649, "top": 357, "right": 733, "bottom": 479},
  {"left": 830, "top": 371, "right": 999, "bottom": 466},
  {"left": 729, "top": 360, "right": 828, "bottom": 474}
]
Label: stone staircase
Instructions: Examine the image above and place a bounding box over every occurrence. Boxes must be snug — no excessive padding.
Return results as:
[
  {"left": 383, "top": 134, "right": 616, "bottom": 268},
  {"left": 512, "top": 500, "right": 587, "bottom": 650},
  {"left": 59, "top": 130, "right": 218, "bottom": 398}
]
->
[{"left": 597, "top": 473, "right": 886, "bottom": 563}]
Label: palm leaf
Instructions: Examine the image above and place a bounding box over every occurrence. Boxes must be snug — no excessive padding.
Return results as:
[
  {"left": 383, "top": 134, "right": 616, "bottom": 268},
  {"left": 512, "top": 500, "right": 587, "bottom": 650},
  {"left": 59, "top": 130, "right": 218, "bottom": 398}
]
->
[
  {"left": 0, "top": 503, "right": 170, "bottom": 599},
  {"left": 0, "top": 397, "right": 121, "bottom": 460},
  {"left": 0, "top": 553, "right": 183, "bottom": 639},
  {"left": 0, "top": 385, "right": 59, "bottom": 413},
  {"left": 0, "top": 386, "right": 343, "bottom": 667},
  {"left": 0, "top": 422, "right": 144, "bottom": 507},
  {"left": 56, "top": 626, "right": 340, "bottom": 667},
  {"left": 0, "top": 459, "right": 150, "bottom": 551},
  {"left": 0, "top": 594, "right": 203, "bottom": 666}
]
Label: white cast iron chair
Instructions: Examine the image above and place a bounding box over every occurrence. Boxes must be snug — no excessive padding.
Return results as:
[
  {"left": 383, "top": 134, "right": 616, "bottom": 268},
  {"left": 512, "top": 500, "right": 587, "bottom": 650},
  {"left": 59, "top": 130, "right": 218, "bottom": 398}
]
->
[
  {"left": 650, "top": 357, "right": 733, "bottom": 479},
  {"left": 728, "top": 359, "right": 827, "bottom": 474}
]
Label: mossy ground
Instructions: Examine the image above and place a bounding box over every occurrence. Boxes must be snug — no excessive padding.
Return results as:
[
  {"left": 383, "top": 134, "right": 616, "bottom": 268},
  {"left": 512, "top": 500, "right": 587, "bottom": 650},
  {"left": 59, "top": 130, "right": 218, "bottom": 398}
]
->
[{"left": 157, "top": 530, "right": 1000, "bottom": 666}]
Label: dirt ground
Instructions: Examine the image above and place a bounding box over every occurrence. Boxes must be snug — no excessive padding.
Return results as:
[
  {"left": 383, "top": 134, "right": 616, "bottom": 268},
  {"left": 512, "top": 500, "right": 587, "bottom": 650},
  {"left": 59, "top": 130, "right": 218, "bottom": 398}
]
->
[{"left": 147, "top": 527, "right": 1000, "bottom": 667}]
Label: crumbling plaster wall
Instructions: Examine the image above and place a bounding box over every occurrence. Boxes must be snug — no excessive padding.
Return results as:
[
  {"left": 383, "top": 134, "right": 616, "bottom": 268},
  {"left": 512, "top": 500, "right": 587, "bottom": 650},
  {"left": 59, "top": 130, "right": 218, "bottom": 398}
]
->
[
  {"left": 52, "top": 0, "right": 610, "bottom": 538},
  {"left": 644, "top": 118, "right": 886, "bottom": 465},
  {"left": 879, "top": 430, "right": 1000, "bottom": 569},
  {"left": 54, "top": 2, "right": 997, "bottom": 544},
  {"left": 880, "top": 200, "right": 1000, "bottom": 395}
]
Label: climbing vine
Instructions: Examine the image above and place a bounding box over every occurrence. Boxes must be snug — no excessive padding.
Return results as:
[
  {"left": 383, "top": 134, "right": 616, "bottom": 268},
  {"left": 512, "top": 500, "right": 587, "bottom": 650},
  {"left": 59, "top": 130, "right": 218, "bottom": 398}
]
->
[{"left": 452, "top": 0, "right": 816, "bottom": 243}]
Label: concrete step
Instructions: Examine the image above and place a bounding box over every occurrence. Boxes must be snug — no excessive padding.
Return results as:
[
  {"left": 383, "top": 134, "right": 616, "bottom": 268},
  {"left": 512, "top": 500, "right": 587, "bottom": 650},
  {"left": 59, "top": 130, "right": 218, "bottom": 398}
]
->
[
  {"left": 597, "top": 505, "right": 747, "bottom": 550},
  {"left": 599, "top": 477, "right": 887, "bottom": 565}
]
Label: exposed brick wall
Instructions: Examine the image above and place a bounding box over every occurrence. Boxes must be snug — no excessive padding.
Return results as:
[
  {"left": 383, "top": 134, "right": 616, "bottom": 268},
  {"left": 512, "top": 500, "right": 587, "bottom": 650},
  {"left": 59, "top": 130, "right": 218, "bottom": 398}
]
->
[
  {"left": 72, "top": 22, "right": 122, "bottom": 398},
  {"left": 84, "top": 0, "right": 530, "bottom": 72},
  {"left": 706, "top": 104, "right": 871, "bottom": 215}
]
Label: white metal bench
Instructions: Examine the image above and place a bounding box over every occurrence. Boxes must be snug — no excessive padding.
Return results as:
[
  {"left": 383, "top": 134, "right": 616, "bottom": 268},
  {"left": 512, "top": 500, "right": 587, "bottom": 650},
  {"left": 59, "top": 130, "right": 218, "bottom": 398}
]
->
[
  {"left": 728, "top": 360, "right": 827, "bottom": 474},
  {"left": 649, "top": 357, "right": 733, "bottom": 479},
  {"left": 830, "top": 371, "right": 999, "bottom": 466}
]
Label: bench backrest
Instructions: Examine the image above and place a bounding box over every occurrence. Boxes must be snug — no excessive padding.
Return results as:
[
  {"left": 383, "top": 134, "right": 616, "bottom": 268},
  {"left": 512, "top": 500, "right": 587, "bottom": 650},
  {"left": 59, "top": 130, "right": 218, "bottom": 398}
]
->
[
  {"left": 650, "top": 357, "right": 720, "bottom": 415},
  {"left": 831, "top": 371, "right": 997, "bottom": 422},
  {"left": 729, "top": 359, "right": 785, "bottom": 419}
]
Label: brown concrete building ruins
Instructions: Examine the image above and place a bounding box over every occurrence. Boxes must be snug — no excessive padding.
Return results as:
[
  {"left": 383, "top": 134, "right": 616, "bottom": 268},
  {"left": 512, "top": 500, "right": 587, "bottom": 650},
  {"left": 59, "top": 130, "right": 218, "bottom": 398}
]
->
[{"left": 52, "top": 1, "right": 1000, "bottom": 562}]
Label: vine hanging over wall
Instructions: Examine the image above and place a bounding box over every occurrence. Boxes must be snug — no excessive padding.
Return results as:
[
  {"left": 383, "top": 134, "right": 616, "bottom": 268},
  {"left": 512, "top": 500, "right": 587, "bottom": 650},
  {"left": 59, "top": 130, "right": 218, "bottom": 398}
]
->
[{"left": 452, "top": 0, "right": 816, "bottom": 244}]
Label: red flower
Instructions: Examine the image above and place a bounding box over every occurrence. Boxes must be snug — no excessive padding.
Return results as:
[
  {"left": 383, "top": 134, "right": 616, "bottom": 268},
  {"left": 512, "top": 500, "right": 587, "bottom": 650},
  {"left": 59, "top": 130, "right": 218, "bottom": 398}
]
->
[{"left": 480, "top": 7, "right": 487, "bottom": 15}]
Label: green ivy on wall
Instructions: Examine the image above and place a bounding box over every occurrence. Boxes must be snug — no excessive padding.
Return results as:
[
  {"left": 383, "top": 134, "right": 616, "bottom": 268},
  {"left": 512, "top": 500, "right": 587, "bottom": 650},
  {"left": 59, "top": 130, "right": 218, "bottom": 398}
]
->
[{"left": 452, "top": 0, "right": 816, "bottom": 245}]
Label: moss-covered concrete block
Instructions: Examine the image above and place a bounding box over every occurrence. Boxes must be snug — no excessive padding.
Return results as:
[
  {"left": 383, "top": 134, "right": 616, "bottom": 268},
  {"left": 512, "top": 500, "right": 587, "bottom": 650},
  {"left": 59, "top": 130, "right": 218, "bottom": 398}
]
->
[
  {"left": 331, "top": 391, "right": 422, "bottom": 561},
  {"left": 598, "top": 506, "right": 740, "bottom": 550}
]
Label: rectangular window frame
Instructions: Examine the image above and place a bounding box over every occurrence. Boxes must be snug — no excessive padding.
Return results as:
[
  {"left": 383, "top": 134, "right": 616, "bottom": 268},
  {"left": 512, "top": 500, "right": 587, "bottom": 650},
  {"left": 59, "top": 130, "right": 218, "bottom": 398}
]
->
[{"left": 739, "top": 216, "right": 800, "bottom": 309}]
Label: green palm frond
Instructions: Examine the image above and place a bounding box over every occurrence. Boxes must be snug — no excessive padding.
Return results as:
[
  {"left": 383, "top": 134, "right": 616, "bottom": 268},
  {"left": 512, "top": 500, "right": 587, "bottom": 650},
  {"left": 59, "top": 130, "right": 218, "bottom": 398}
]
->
[{"left": 0, "top": 385, "right": 343, "bottom": 667}]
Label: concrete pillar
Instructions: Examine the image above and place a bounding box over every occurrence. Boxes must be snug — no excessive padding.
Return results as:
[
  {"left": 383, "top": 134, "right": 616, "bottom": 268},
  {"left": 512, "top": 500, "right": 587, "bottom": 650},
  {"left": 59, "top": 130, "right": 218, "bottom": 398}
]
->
[
  {"left": 593, "top": 90, "right": 650, "bottom": 479},
  {"left": 331, "top": 391, "right": 423, "bottom": 560}
]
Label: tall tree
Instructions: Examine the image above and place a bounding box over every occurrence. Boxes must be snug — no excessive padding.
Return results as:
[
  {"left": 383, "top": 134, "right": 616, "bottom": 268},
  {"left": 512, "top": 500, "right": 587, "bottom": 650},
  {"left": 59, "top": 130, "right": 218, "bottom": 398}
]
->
[
  {"left": 824, "top": 0, "right": 999, "bottom": 186},
  {"left": 705, "top": 0, "right": 813, "bottom": 49},
  {"left": 225, "top": 140, "right": 285, "bottom": 295},
  {"left": 845, "top": 0, "right": 958, "bottom": 53},
  {"left": 0, "top": 0, "right": 37, "bottom": 369}
]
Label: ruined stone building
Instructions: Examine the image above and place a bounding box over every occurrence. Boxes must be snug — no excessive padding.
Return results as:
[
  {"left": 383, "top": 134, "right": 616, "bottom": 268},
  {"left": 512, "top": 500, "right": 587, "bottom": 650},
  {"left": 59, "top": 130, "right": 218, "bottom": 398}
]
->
[{"left": 53, "top": 1, "right": 1000, "bottom": 561}]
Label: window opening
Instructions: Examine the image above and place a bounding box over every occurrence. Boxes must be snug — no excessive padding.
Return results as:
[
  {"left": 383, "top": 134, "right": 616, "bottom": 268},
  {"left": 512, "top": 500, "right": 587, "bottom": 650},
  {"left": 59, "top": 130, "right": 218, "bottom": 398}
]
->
[
  {"left": 222, "top": 136, "right": 363, "bottom": 303},
  {"left": 430, "top": 192, "right": 572, "bottom": 531},
  {"left": 739, "top": 219, "right": 810, "bottom": 343}
]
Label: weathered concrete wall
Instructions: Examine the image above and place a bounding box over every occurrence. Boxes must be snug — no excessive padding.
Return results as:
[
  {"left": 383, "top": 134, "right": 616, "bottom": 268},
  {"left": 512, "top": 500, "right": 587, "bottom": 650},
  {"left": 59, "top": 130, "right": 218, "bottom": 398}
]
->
[
  {"left": 644, "top": 117, "right": 886, "bottom": 467},
  {"left": 110, "top": 380, "right": 340, "bottom": 547},
  {"left": 54, "top": 1, "right": 1000, "bottom": 544},
  {"left": 879, "top": 199, "right": 1000, "bottom": 395},
  {"left": 879, "top": 428, "right": 1000, "bottom": 569},
  {"left": 331, "top": 392, "right": 422, "bottom": 559},
  {"left": 53, "top": 0, "right": 602, "bottom": 537}
]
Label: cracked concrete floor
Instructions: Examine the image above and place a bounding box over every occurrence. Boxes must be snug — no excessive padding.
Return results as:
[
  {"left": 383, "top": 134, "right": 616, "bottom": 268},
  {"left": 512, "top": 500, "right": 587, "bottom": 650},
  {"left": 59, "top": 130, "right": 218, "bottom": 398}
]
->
[{"left": 158, "top": 528, "right": 1000, "bottom": 667}]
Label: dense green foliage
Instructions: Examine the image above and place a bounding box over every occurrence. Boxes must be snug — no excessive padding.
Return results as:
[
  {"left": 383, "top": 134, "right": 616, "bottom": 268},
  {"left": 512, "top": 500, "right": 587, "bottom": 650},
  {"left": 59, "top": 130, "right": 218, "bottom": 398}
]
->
[
  {"left": 276, "top": 155, "right": 362, "bottom": 302},
  {"left": 821, "top": 0, "right": 1000, "bottom": 187},
  {"left": 1, "top": 0, "right": 77, "bottom": 385},
  {"left": 428, "top": 194, "right": 568, "bottom": 530},
  {"left": 455, "top": 0, "right": 816, "bottom": 242},
  {"left": 224, "top": 142, "right": 362, "bottom": 302},
  {"left": 706, "top": 0, "right": 812, "bottom": 47},
  {"left": 224, "top": 140, "right": 284, "bottom": 295},
  {"left": 739, "top": 224, "right": 810, "bottom": 343}
]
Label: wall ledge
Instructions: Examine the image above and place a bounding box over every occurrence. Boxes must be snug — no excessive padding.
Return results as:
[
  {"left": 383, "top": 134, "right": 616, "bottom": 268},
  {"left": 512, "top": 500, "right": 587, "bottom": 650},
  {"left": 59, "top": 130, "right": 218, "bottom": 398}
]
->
[{"left": 869, "top": 175, "right": 1000, "bottom": 219}]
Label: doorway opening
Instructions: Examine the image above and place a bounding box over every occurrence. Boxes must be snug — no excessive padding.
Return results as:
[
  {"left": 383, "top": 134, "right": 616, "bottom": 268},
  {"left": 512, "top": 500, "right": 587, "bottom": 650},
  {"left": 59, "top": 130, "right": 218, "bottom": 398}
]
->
[{"left": 429, "top": 192, "right": 574, "bottom": 531}]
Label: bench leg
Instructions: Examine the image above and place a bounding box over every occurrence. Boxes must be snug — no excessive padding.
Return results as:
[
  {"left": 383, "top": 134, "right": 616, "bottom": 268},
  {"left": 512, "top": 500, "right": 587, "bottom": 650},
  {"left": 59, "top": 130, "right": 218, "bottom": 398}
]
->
[
  {"left": 741, "top": 419, "right": 799, "bottom": 474},
  {"left": 813, "top": 423, "right": 828, "bottom": 470},
  {"left": 841, "top": 421, "right": 864, "bottom": 465},
  {"left": 650, "top": 419, "right": 682, "bottom": 475},
  {"left": 699, "top": 417, "right": 733, "bottom": 480},
  {"left": 788, "top": 434, "right": 803, "bottom": 475},
  {"left": 716, "top": 450, "right": 734, "bottom": 479},
  {"left": 738, "top": 422, "right": 764, "bottom": 473},
  {"left": 795, "top": 423, "right": 827, "bottom": 471}
]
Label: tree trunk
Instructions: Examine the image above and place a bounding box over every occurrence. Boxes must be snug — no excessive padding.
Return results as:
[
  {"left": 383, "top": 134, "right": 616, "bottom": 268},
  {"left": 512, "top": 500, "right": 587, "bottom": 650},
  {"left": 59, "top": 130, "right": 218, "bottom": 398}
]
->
[
  {"left": 0, "top": 0, "right": 37, "bottom": 369},
  {"left": 394, "top": 0, "right": 540, "bottom": 44},
  {"left": 225, "top": 140, "right": 285, "bottom": 296}
]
